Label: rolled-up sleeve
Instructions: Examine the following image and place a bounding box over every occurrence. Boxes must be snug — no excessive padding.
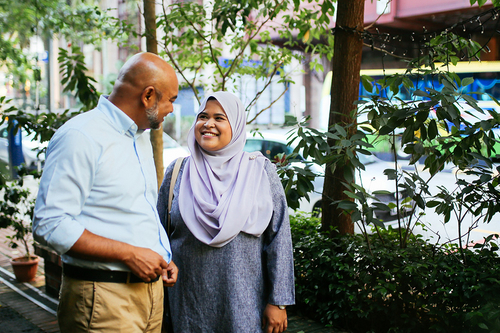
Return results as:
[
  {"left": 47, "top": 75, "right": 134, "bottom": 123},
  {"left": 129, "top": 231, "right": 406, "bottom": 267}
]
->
[{"left": 33, "top": 128, "right": 97, "bottom": 255}]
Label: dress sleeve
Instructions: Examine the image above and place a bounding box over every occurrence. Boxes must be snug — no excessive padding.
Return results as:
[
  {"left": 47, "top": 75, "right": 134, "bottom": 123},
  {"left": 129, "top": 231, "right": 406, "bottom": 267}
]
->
[{"left": 262, "top": 159, "right": 295, "bottom": 306}]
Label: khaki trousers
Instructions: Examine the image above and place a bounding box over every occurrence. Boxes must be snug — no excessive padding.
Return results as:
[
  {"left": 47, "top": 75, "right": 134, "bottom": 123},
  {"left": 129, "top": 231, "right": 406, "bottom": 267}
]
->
[{"left": 58, "top": 275, "right": 164, "bottom": 333}]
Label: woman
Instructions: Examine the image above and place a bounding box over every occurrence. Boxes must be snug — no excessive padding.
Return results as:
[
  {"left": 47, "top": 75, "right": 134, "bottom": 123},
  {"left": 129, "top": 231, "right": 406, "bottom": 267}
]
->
[{"left": 157, "top": 91, "right": 295, "bottom": 333}]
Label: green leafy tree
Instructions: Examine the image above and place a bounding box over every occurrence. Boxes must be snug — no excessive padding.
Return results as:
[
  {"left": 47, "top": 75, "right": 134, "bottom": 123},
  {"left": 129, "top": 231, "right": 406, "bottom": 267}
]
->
[
  {"left": 156, "top": 0, "right": 334, "bottom": 119},
  {"left": 285, "top": 2, "right": 500, "bottom": 246},
  {"left": 0, "top": 0, "right": 133, "bottom": 91}
]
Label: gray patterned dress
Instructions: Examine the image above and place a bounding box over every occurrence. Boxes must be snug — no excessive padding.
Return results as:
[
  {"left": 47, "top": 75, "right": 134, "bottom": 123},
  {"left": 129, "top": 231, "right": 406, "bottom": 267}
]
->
[{"left": 157, "top": 157, "right": 295, "bottom": 333}]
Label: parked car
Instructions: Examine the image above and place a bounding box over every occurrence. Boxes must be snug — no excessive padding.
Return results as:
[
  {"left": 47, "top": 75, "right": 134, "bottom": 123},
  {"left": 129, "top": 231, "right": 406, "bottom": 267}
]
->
[
  {"left": 243, "top": 129, "right": 414, "bottom": 222},
  {"left": 142, "top": 130, "right": 189, "bottom": 172},
  {"left": 0, "top": 124, "right": 46, "bottom": 171}
]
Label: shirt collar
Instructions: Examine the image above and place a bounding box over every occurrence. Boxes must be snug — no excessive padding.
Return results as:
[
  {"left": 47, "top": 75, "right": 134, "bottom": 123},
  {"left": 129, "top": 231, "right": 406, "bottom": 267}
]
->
[{"left": 98, "top": 95, "right": 139, "bottom": 137}]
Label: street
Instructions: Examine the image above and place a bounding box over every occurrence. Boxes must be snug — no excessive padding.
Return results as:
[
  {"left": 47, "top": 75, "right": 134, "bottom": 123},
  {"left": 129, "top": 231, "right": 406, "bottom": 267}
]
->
[{"left": 376, "top": 164, "right": 500, "bottom": 246}]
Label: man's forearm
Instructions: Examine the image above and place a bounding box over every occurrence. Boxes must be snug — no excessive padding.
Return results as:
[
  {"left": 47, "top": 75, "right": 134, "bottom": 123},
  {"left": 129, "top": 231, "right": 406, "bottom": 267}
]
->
[
  {"left": 66, "top": 229, "right": 169, "bottom": 282},
  {"left": 66, "top": 229, "right": 134, "bottom": 263}
]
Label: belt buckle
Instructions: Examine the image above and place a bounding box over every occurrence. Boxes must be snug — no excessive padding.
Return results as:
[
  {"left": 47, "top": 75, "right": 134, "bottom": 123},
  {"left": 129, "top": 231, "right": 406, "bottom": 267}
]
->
[{"left": 126, "top": 272, "right": 131, "bottom": 284}]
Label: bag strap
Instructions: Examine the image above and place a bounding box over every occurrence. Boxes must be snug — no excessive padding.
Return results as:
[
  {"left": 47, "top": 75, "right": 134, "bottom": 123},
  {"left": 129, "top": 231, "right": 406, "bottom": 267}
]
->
[{"left": 167, "top": 157, "right": 185, "bottom": 236}]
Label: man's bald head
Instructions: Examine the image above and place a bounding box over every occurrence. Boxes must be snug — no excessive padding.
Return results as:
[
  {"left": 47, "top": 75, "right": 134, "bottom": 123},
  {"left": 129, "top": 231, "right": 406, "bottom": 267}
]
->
[
  {"left": 113, "top": 52, "right": 176, "bottom": 99},
  {"left": 109, "top": 52, "right": 179, "bottom": 130}
]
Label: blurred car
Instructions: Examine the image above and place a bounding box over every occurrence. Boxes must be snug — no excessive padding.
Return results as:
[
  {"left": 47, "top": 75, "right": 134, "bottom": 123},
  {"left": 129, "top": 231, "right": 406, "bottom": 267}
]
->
[
  {"left": 0, "top": 124, "right": 46, "bottom": 171},
  {"left": 244, "top": 129, "right": 323, "bottom": 214},
  {"left": 142, "top": 130, "right": 189, "bottom": 172},
  {"left": 243, "top": 129, "right": 414, "bottom": 222}
]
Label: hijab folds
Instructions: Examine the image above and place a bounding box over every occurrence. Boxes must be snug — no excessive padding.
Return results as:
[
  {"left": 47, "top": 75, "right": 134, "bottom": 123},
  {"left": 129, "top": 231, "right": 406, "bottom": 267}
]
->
[{"left": 178, "top": 91, "right": 273, "bottom": 247}]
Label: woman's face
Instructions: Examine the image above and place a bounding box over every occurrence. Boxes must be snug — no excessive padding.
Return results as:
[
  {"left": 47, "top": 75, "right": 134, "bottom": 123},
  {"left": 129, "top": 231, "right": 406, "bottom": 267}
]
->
[{"left": 195, "top": 99, "right": 232, "bottom": 152}]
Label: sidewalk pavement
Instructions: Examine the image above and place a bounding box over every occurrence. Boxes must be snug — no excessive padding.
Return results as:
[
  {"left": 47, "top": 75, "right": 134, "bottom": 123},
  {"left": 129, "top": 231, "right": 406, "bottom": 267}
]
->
[
  {"left": 0, "top": 229, "right": 59, "bottom": 333},
  {"left": 0, "top": 228, "right": 339, "bottom": 333}
]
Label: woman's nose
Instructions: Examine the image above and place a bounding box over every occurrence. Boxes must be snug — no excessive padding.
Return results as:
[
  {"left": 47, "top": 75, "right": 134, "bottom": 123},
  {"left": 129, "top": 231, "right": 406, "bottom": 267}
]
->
[{"left": 204, "top": 118, "right": 215, "bottom": 127}]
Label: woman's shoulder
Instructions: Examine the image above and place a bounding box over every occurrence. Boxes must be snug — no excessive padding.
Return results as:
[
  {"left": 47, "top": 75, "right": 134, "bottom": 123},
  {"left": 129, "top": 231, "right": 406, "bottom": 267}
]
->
[
  {"left": 243, "top": 151, "right": 276, "bottom": 171},
  {"left": 165, "top": 156, "right": 190, "bottom": 176}
]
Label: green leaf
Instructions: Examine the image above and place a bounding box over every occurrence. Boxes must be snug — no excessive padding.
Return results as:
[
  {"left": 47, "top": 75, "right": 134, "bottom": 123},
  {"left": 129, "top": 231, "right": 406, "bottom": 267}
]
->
[
  {"left": 372, "top": 203, "right": 390, "bottom": 212},
  {"left": 361, "top": 75, "right": 373, "bottom": 93},
  {"left": 413, "top": 90, "right": 430, "bottom": 98},
  {"left": 334, "top": 124, "right": 347, "bottom": 137},
  {"left": 426, "top": 200, "right": 440, "bottom": 208},
  {"left": 428, "top": 119, "right": 438, "bottom": 140},
  {"left": 461, "top": 77, "right": 474, "bottom": 87},
  {"left": 343, "top": 191, "right": 361, "bottom": 200},
  {"left": 379, "top": 125, "right": 394, "bottom": 135},
  {"left": 401, "top": 126, "right": 415, "bottom": 145},
  {"left": 337, "top": 201, "right": 358, "bottom": 210}
]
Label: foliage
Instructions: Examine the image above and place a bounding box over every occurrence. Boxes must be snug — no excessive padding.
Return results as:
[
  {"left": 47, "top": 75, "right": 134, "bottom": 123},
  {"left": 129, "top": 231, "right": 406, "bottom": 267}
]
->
[
  {"left": 58, "top": 45, "right": 100, "bottom": 112},
  {"left": 158, "top": 0, "right": 291, "bottom": 108},
  {"left": 291, "top": 212, "right": 500, "bottom": 332},
  {"left": 156, "top": 0, "right": 335, "bottom": 119},
  {"left": 0, "top": 0, "right": 133, "bottom": 87},
  {"left": 471, "top": 0, "right": 500, "bottom": 8},
  {"left": 284, "top": 75, "right": 500, "bottom": 248},
  {"left": 281, "top": 16, "right": 500, "bottom": 246},
  {"left": 0, "top": 166, "right": 41, "bottom": 258},
  {"left": 277, "top": 0, "right": 336, "bottom": 70},
  {"left": 358, "top": 73, "right": 500, "bottom": 246},
  {"left": 273, "top": 149, "right": 319, "bottom": 211}
]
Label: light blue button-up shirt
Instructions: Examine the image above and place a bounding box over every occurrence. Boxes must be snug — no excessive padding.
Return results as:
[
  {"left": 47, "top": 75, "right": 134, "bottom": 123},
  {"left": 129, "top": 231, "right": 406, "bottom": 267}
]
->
[{"left": 33, "top": 96, "right": 172, "bottom": 271}]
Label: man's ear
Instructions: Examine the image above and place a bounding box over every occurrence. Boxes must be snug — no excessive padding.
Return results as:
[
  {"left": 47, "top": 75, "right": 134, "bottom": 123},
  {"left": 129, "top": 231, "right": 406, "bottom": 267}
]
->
[{"left": 141, "top": 86, "right": 156, "bottom": 108}]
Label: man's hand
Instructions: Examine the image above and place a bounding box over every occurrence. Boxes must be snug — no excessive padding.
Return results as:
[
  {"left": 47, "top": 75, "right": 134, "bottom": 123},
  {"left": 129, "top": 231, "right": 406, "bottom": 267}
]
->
[
  {"left": 67, "top": 229, "right": 169, "bottom": 282},
  {"left": 162, "top": 260, "right": 178, "bottom": 287},
  {"left": 262, "top": 304, "right": 287, "bottom": 333},
  {"left": 122, "top": 247, "right": 169, "bottom": 282}
]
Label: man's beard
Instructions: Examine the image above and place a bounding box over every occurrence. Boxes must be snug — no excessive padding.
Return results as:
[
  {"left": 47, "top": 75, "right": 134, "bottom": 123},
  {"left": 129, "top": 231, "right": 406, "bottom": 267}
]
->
[{"left": 146, "top": 101, "right": 161, "bottom": 130}]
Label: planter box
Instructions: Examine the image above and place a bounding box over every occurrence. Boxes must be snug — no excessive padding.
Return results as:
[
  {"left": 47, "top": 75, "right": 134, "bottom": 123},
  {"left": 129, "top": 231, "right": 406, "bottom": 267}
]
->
[{"left": 34, "top": 243, "right": 61, "bottom": 298}]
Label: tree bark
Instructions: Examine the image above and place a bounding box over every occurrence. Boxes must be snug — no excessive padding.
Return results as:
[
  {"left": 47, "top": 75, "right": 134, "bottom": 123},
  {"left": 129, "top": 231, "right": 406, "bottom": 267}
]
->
[
  {"left": 321, "top": 0, "right": 364, "bottom": 234},
  {"left": 143, "top": 0, "right": 164, "bottom": 189}
]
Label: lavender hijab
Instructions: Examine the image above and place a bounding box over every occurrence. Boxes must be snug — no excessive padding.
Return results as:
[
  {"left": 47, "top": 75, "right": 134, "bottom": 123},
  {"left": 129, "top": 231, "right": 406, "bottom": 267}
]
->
[{"left": 178, "top": 91, "right": 273, "bottom": 247}]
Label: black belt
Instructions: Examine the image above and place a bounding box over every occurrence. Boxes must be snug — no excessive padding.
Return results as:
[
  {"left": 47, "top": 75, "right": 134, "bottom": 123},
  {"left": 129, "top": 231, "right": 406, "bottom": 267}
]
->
[{"left": 62, "top": 263, "right": 160, "bottom": 284}]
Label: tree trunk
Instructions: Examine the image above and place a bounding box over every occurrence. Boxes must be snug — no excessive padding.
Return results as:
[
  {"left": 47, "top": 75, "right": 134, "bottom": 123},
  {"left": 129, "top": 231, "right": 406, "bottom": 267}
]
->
[
  {"left": 143, "top": 0, "right": 164, "bottom": 189},
  {"left": 321, "top": 0, "right": 364, "bottom": 234}
]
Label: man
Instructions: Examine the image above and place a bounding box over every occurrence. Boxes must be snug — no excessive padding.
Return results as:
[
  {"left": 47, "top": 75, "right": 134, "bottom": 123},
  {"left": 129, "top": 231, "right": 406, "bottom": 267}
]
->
[{"left": 33, "top": 52, "right": 179, "bottom": 333}]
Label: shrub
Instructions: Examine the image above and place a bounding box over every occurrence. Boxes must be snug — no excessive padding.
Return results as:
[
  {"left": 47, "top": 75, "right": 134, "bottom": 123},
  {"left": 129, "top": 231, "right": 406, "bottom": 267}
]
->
[{"left": 291, "top": 212, "right": 500, "bottom": 333}]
